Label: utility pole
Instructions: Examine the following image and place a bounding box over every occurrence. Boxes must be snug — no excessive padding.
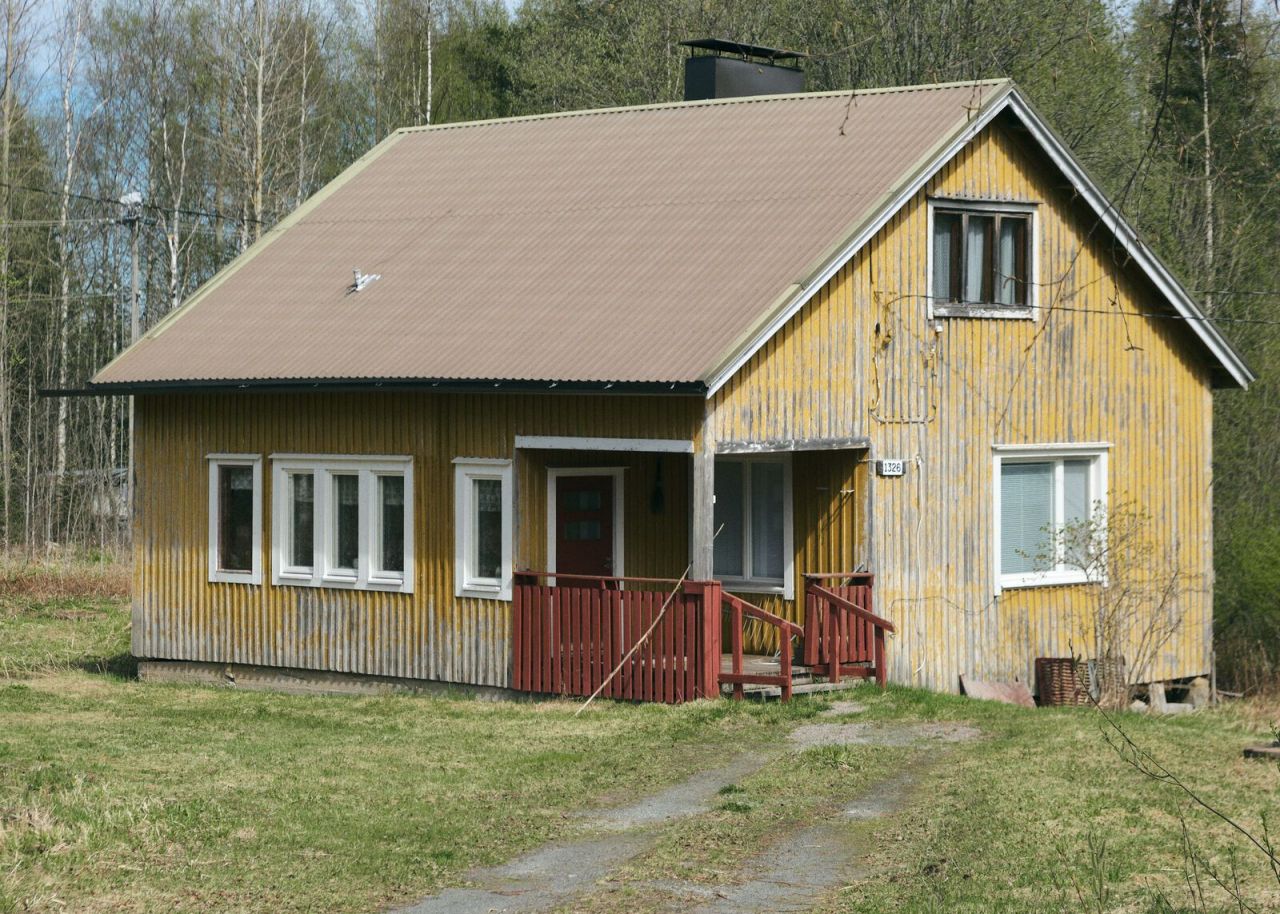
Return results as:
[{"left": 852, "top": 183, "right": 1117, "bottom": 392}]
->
[{"left": 119, "top": 191, "right": 142, "bottom": 521}]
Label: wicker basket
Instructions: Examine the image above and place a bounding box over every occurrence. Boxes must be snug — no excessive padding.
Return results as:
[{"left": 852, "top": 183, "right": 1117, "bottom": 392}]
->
[{"left": 1035, "top": 657, "right": 1089, "bottom": 707}]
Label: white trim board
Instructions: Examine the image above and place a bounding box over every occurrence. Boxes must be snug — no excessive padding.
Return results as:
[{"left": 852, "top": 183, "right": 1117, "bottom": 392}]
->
[
  {"left": 546, "top": 467, "right": 625, "bottom": 580},
  {"left": 516, "top": 435, "right": 693, "bottom": 454},
  {"left": 702, "top": 84, "right": 1253, "bottom": 395}
]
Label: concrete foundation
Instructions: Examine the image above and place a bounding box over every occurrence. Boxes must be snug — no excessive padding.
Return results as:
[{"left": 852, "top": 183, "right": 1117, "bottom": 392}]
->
[{"left": 136, "top": 659, "right": 524, "bottom": 702}]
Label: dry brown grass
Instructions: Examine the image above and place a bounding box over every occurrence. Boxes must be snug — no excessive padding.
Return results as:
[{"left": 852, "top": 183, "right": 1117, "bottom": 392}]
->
[
  {"left": 0, "top": 554, "right": 130, "bottom": 604},
  {"left": 1222, "top": 692, "right": 1280, "bottom": 737}
]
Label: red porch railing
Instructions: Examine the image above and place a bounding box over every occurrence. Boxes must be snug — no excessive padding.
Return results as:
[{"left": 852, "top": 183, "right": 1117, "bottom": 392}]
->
[
  {"left": 512, "top": 572, "right": 721, "bottom": 704},
  {"left": 511, "top": 572, "right": 889, "bottom": 703},
  {"left": 803, "top": 573, "right": 895, "bottom": 686},
  {"left": 721, "top": 591, "right": 804, "bottom": 701}
]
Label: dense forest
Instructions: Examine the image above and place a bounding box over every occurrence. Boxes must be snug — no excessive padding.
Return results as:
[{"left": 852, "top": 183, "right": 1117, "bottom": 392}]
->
[{"left": 1, "top": 0, "right": 1277, "bottom": 686}]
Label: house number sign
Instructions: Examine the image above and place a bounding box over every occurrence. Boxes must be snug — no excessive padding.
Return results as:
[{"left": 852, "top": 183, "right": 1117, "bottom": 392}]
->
[{"left": 877, "top": 459, "right": 906, "bottom": 477}]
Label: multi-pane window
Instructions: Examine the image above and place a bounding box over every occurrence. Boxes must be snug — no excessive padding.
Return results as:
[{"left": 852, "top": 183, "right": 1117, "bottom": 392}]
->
[
  {"left": 454, "top": 459, "right": 513, "bottom": 600},
  {"left": 932, "top": 204, "right": 1032, "bottom": 312},
  {"left": 207, "top": 455, "right": 262, "bottom": 584},
  {"left": 713, "top": 457, "right": 792, "bottom": 595},
  {"left": 995, "top": 446, "right": 1107, "bottom": 590},
  {"left": 271, "top": 456, "right": 413, "bottom": 592}
]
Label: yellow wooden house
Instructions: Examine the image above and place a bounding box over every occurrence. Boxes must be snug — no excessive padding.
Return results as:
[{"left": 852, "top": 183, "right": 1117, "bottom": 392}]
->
[{"left": 86, "top": 72, "right": 1252, "bottom": 700}]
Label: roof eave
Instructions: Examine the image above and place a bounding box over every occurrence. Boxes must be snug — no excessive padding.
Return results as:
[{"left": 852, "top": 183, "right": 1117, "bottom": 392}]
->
[{"left": 63, "top": 377, "right": 707, "bottom": 397}]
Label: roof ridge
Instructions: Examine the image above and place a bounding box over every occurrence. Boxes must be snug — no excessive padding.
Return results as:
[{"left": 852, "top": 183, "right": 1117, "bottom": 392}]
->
[{"left": 392, "top": 78, "right": 1013, "bottom": 136}]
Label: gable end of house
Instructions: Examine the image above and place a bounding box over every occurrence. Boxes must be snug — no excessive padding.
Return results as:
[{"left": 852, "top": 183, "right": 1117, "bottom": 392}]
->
[{"left": 701, "top": 86, "right": 1254, "bottom": 395}]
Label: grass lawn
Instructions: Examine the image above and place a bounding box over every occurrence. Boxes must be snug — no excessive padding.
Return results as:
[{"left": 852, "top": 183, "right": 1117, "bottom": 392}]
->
[
  {"left": 0, "top": 569, "right": 821, "bottom": 914},
  {"left": 2, "top": 563, "right": 1279, "bottom": 914},
  {"left": 835, "top": 689, "right": 1280, "bottom": 913}
]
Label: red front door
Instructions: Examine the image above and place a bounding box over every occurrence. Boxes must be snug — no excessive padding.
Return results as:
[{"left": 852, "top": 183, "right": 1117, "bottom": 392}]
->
[{"left": 555, "top": 474, "right": 615, "bottom": 577}]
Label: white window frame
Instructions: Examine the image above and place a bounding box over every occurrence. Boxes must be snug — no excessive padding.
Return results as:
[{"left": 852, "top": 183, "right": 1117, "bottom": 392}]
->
[
  {"left": 454, "top": 458, "right": 514, "bottom": 601},
  {"left": 546, "top": 467, "right": 625, "bottom": 580},
  {"left": 207, "top": 454, "right": 263, "bottom": 585},
  {"left": 992, "top": 442, "right": 1109, "bottom": 594},
  {"left": 927, "top": 197, "right": 1039, "bottom": 320},
  {"left": 270, "top": 454, "right": 414, "bottom": 593},
  {"left": 713, "top": 455, "right": 794, "bottom": 599}
]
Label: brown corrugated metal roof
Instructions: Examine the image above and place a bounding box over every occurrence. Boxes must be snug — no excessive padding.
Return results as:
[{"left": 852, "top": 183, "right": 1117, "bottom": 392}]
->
[{"left": 94, "top": 81, "right": 1012, "bottom": 389}]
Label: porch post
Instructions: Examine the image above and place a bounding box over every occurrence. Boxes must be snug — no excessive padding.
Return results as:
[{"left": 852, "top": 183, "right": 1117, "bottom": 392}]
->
[{"left": 691, "top": 408, "right": 715, "bottom": 580}]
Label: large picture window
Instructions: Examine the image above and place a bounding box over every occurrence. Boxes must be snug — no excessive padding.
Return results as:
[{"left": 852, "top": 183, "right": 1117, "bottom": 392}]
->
[
  {"left": 931, "top": 201, "right": 1034, "bottom": 316},
  {"left": 207, "top": 454, "right": 262, "bottom": 584},
  {"left": 454, "top": 458, "right": 514, "bottom": 600},
  {"left": 270, "top": 455, "right": 413, "bottom": 592},
  {"left": 713, "top": 456, "right": 793, "bottom": 597},
  {"left": 994, "top": 444, "right": 1107, "bottom": 591}
]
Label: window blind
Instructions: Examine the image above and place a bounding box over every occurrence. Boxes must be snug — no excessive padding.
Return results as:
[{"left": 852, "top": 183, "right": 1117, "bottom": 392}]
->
[{"left": 1001, "top": 462, "right": 1053, "bottom": 574}]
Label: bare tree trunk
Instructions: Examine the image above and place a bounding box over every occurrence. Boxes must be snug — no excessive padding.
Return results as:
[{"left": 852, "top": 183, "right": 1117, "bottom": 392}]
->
[
  {"left": 252, "top": 0, "right": 266, "bottom": 243},
  {"left": 161, "top": 117, "right": 190, "bottom": 312},
  {"left": 0, "top": 1, "right": 28, "bottom": 546},
  {"left": 295, "top": 16, "right": 309, "bottom": 208},
  {"left": 1195, "top": 2, "right": 1216, "bottom": 314},
  {"left": 425, "top": 0, "right": 432, "bottom": 126},
  {"left": 54, "top": 0, "right": 88, "bottom": 483},
  {"left": 1, "top": 20, "right": 11, "bottom": 549}
]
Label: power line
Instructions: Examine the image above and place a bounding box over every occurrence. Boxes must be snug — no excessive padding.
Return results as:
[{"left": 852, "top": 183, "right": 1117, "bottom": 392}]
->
[
  {"left": 0, "top": 180, "right": 268, "bottom": 225},
  {"left": 1043, "top": 303, "right": 1280, "bottom": 326},
  {"left": 1192, "top": 289, "right": 1280, "bottom": 298}
]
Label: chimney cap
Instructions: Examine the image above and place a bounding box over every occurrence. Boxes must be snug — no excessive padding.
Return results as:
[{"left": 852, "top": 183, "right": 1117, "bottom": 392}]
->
[{"left": 679, "top": 38, "right": 807, "bottom": 63}]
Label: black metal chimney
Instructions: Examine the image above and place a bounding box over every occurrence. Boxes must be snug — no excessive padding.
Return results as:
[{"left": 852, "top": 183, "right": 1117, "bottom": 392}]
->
[{"left": 680, "top": 39, "right": 807, "bottom": 101}]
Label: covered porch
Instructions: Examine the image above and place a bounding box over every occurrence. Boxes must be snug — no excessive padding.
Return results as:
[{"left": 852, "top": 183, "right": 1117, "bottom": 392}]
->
[{"left": 509, "top": 434, "right": 890, "bottom": 702}]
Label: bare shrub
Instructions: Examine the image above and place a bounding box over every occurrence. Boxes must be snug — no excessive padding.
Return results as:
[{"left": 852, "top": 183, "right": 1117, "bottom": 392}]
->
[{"left": 1031, "top": 500, "right": 1189, "bottom": 707}]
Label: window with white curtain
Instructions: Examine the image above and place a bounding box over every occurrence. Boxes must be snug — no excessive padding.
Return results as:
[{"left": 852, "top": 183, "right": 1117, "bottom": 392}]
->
[
  {"left": 270, "top": 455, "right": 413, "bottom": 593},
  {"left": 713, "top": 456, "right": 793, "bottom": 596},
  {"left": 994, "top": 444, "right": 1107, "bottom": 591},
  {"left": 931, "top": 200, "right": 1034, "bottom": 316}
]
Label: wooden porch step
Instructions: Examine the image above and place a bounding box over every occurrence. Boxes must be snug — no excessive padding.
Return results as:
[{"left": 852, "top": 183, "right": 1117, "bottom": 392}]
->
[
  {"left": 725, "top": 679, "right": 868, "bottom": 700},
  {"left": 718, "top": 652, "right": 879, "bottom": 700}
]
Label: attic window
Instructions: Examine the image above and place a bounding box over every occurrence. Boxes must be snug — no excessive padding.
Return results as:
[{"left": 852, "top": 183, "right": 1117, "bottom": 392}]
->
[{"left": 929, "top": 201, "right": 1034, "bottom": 317}]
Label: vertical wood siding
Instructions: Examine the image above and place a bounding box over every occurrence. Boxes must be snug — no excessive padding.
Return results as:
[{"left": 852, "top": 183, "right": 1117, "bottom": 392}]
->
[
  {"left": 133, "top": 392, "right": 700, "bottom": 688},
  {"left": 713, "top": 121, "right": 1214, "bottom": 691}
]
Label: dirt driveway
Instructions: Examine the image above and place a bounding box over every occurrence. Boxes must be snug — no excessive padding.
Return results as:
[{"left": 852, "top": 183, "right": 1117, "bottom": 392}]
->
[{"left": 391, "top": 700, "right": 980, "bottom": 914}]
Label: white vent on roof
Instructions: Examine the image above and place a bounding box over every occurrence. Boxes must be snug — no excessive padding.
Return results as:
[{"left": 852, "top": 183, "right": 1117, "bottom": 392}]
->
[{"left": 350, "top": 269, "right": 381, "bottom": 294}]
